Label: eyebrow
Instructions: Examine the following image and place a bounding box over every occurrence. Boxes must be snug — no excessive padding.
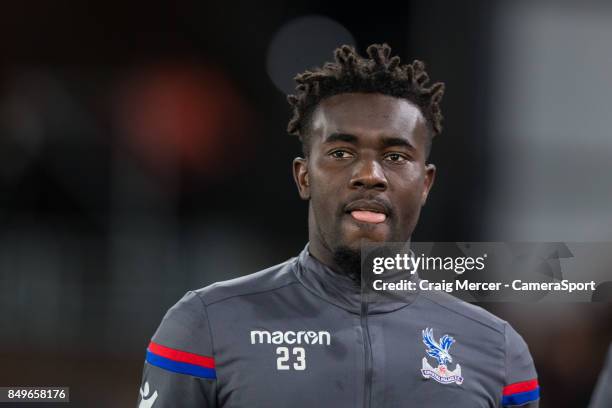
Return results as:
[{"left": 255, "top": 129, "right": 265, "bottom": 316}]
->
[
  {"left": 323, "top": 133, "right": 358, "bottom": 144},
  {"left": 324, "top": 132, "right": 415, "bottom": 150},
  {"left": 379, "top": 137, "right": 415, "bottom": 150}
]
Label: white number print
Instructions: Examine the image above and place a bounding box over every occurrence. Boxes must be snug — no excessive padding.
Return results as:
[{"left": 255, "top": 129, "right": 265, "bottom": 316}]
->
[
  {"left": 276, "top": 347, "right": 307, "bottom": 371},
  {"left": 293, "top": 347, "right": 306, "bottom": 370},
  {"left": 276, "top": 347, "right": 290, "bottom": 370}
]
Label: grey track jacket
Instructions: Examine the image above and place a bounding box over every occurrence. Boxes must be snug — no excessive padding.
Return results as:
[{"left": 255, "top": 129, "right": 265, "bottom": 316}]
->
[
  {"left": 589, "top": 343, "right": 612, "bottom": 408},
  {"left": 137, "top": 245, "right": 540, "bottom": 407}
]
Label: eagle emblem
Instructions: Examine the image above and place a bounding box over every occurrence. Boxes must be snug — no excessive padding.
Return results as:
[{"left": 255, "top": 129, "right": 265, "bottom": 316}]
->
[{"left": 421, "top": 328, "right": 464, "bottom": 385}]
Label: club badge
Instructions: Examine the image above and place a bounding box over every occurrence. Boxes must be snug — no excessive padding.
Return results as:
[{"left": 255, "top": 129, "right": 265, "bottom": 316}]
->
[{"left": 421, "top": 328, "right": 464, "bottom": 385}]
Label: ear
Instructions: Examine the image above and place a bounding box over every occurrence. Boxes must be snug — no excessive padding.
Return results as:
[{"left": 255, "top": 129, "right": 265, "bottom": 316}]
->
[
  {"left": 421, "top": 163, "right": 436, "bottom": 206},
  {"left": 293, "top": 157, "right": 310, "bottom": 200}
]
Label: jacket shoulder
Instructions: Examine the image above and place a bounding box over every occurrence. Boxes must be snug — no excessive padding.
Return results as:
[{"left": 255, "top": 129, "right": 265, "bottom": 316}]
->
[
  {"left": 419, "top": 289, "right": 507, "bottom": 335},
  {"left": 194, "top": 257, "right": 301, "bottom": 306}
]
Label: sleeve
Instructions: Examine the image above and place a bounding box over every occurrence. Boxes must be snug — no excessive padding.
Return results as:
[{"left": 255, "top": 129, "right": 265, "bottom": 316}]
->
[
  {"left": 501, "top": 323, "right": 540, "bottom": 407},
  {"left": 136, "top": 291, "right": 217, "bottom": 407},
  {"left": 589, "top": 343, "right": 612, "bottom": 408}
]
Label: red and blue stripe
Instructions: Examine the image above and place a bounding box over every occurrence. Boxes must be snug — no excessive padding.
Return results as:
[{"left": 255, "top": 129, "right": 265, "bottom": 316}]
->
[
  {"left": 502, "top": 379, "right": 539, "bottom": 406},
  {"left": 146, "top": 341, "right": 216, "bottom": 379}
]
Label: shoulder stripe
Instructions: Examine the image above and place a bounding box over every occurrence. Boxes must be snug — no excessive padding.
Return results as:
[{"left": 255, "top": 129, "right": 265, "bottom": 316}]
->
[
  {"left": 145, "top": 341, "right": 216, "bottom": 379},
  {"left": 502, "top": 379, "right": 539, "bottom": 406},
  {"left": 503, "top": 379, "right": 538, "bottom": 395},
  {"left": 146, "top": 351, "right": 216, "bottom": 379},
  {"left": 501, "top": 388, "right": 540, "bottom": 406},
  {"left": 148, "top": 341, "right": 215, "bottom": 368}
]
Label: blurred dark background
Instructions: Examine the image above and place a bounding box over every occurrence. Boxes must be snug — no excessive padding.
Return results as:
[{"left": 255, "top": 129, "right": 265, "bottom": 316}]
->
[{"left": 0, "top": 0, "right": 611, "bottom": 406}]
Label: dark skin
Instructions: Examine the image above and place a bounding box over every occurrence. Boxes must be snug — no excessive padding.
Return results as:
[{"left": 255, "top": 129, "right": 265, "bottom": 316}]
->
[{"left": 293, "top": 92, "right": 436, "bottom": 274}]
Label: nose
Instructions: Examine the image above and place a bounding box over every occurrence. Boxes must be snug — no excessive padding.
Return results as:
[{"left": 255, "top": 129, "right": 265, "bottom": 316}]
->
[{"left": 349, "top": 158, "right": 388, "bottom": 191}]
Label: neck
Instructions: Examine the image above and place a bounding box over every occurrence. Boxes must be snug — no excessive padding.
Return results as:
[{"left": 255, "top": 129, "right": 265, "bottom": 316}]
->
[
  {"left": 306, "top": 207, "right": 338, "bottom": 271},
  {"left": 307, "top": 238, "right": 360, "bottom": 280}
]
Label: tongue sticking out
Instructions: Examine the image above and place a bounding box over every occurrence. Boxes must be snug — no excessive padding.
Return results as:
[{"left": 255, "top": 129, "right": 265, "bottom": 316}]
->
[{"left": 351, "top": 210, "right": 386, "bottom": 224}]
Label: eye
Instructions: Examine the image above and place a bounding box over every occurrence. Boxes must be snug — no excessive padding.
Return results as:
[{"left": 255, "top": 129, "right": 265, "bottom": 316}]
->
[
  {"left": 329, "top": 149, "right": 354, "bottom": 159},
  {"left": 384, "top": 152, "right": 408, "bottom": 163}
]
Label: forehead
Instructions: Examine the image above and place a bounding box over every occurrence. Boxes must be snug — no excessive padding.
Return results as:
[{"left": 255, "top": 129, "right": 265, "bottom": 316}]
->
[{"left": 310, "top": 93, "right": 428, "bottom": 143}]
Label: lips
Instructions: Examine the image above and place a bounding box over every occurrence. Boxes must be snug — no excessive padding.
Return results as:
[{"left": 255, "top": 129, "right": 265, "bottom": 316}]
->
[{"left": 344, "top": 199, "right": 390, "bottom": 224}]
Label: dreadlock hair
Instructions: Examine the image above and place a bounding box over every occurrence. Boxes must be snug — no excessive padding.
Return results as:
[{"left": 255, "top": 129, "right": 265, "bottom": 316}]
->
[{"left": 286, "top": 43, "right": 445, "bottom": 157}]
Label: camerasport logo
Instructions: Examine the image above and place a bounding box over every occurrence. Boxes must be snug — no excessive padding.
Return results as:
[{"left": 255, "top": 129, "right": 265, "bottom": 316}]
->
[{"left": 421, "top": 328, "right": 464, "bottom": 385}]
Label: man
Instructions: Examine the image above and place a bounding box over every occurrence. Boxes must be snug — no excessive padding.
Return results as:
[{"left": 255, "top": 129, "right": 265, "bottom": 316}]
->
[{"left": 137, "top": 44, "right": 540, "bottom": 407}]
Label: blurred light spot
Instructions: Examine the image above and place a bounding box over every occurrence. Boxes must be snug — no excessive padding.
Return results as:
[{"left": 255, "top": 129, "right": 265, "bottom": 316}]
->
[
  {"left": 115, "top": 64, "right": 253, "bottom": 178},
  {"left": 266, "top": 15, "right": 356, "bottom": 94},
  {"left": 487, "top": 2, "right": 612, "bottom": 240}
]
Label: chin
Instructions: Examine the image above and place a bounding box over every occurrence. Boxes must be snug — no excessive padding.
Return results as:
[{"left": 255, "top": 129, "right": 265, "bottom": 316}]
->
[{"left": 340, "top": 234, "right": 389, "bottom": 252}]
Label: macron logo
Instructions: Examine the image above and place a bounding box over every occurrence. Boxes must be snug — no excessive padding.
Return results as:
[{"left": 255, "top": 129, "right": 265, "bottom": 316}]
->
[{"left": 250, "top": 330, "right": 331, "bottom": 346}]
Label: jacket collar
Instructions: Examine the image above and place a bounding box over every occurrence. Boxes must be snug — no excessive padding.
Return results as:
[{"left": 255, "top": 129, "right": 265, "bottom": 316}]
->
[{"left": 293, "top": 243, "right": 419, "bottom": 314}]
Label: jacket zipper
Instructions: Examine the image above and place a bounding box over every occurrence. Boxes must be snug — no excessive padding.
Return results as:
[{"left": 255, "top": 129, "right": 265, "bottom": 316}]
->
[{"left": 361, "top": 294, "right": 373, "bottom": 408}]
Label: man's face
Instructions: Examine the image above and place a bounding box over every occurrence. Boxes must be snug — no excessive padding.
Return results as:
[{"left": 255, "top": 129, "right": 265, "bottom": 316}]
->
[{"left": 293, "top": 92, "right": 436, "bottom": 264}]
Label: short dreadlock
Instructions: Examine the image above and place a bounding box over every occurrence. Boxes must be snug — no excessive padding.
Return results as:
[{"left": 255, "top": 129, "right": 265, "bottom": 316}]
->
[{"left": 286, "top": 43, "right": 445, "bottom": 156}]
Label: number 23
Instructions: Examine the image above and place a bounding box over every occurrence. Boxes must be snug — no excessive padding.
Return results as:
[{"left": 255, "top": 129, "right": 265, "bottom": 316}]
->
[{"left": 276, "top": 347, "right": 306, "bottom": 370}]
